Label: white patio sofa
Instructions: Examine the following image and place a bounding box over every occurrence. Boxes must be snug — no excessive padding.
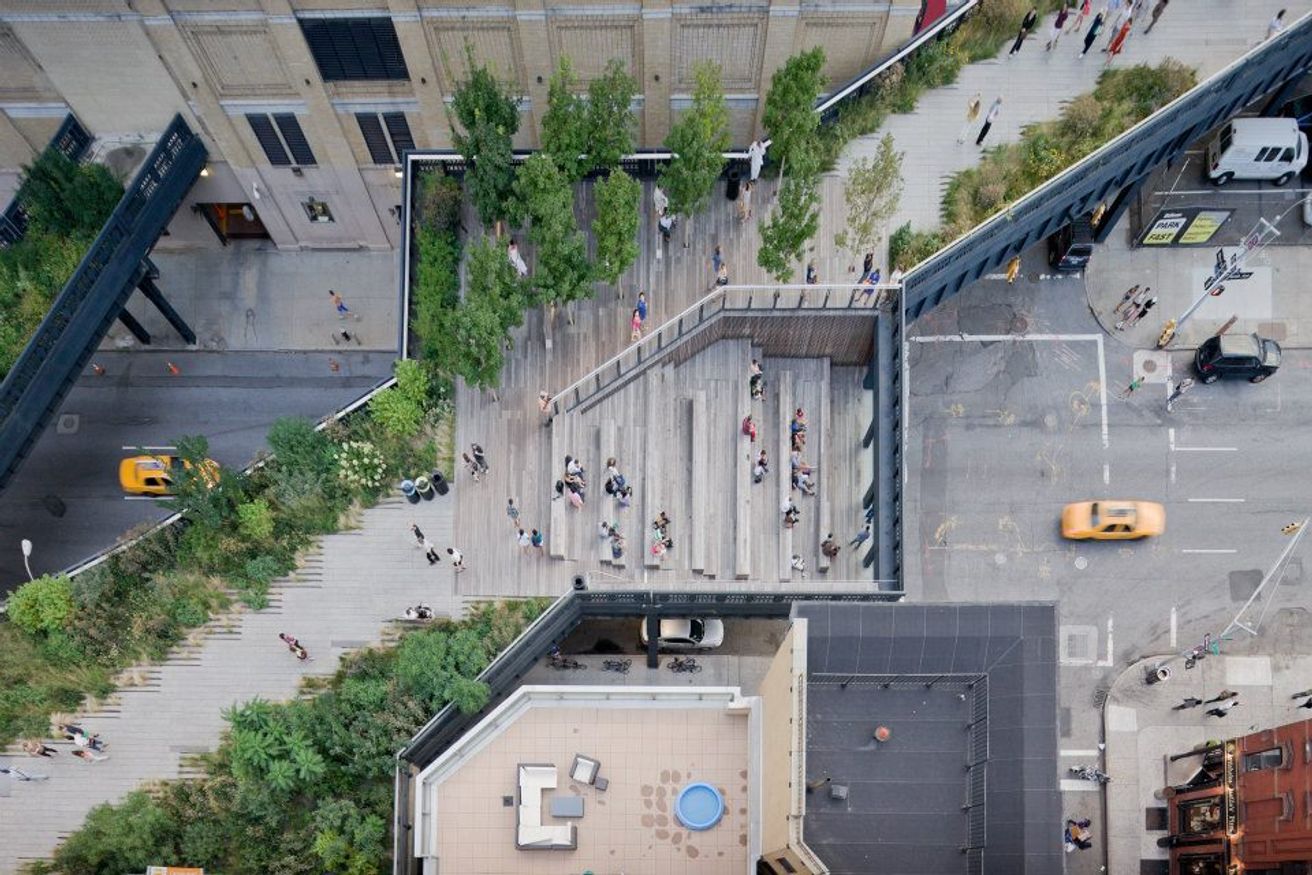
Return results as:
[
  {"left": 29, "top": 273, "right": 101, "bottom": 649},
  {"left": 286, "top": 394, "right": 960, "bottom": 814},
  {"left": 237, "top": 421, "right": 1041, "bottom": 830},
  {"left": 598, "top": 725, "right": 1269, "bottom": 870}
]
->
[{"left": 516, "top": 764, "right": 577, "bottom": 850}]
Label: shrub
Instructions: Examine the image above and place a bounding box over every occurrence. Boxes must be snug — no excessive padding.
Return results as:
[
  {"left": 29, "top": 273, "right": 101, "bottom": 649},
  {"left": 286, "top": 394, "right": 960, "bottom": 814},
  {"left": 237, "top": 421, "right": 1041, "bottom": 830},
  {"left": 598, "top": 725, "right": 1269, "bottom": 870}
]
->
[
  {"left": 335, "top": 440, "right": 387, "bottom": 495},
  {"left": 889, "top": 222, "right": 945, "bottom": 271},
  {"left": 266, "top": 417, "right": 336, "bottom": 482},
  {"left": 369, "top": 361, "right": 429, "bottom": 438},
  {"left": 237, "top": 499, "right": 275, "bottom": 542},
  {"left": 6, "top": 574, "right": 74, "bottom": 635},
  {"left": 415, "top": 173, "right": 462, "bottom": 234}
]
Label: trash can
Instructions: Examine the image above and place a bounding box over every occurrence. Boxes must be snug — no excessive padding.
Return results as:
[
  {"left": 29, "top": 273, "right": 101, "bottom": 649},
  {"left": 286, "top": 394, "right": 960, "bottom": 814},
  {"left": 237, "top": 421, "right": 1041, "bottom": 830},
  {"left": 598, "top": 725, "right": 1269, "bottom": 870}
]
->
[
  {"left": 400, "top": 479, "right": 420, "bottom": 504},
  {"left": 432, "top": 470, "right": 449, "bottom": 496},
  {"left": 414, "top": 475, "right": 435, "bottom": 500},
  {"left": 572, "top": 575, "right": 588, "bottom": 591},
  {"left": 725, "top": 168, "right": 741, "bottom": 201}
]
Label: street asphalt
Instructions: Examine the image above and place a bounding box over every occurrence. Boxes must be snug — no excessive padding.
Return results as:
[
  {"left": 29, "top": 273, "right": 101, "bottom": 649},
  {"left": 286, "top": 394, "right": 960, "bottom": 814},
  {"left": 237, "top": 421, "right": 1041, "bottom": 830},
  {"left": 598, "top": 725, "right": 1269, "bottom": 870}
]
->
[{"left": 0, "top": 349, "right": 392, "bottom": 594}]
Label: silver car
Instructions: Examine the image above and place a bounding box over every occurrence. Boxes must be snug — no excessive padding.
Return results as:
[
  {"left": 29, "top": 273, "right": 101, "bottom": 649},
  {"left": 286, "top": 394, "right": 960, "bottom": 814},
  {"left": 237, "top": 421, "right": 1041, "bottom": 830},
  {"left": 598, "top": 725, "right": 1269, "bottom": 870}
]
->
[{"left": 639, "top": 617, "right": 725, "bottom": 650}]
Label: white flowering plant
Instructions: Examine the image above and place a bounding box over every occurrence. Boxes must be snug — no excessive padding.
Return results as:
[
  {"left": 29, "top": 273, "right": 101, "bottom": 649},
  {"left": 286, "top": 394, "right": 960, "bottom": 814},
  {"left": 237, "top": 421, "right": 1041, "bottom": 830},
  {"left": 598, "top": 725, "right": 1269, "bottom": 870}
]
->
[{"left": 334, "top": 439, "right": 386, "bottom": 495}]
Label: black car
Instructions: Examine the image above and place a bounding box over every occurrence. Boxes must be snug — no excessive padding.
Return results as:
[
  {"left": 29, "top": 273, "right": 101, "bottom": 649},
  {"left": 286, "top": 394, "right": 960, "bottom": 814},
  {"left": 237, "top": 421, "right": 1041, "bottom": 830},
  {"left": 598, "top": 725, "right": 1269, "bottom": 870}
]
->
[
  {"left": 1194, "top": 333, "right": 1281, "bottom": 384},
  {"left": 1046, "top": 220, "right": 1094, "bottom": 272}
]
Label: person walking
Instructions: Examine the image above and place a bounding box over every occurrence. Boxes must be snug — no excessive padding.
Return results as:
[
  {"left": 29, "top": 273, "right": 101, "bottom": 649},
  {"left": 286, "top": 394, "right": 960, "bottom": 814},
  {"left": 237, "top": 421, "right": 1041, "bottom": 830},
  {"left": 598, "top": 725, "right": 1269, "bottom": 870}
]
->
[
  {"left": 1104, "top": 15, "right": 1133, "bottom": 63},
  {"left": 805, "top": 261, "right": 818, "bottom": 285},
  {"left": 957, "top": 92, "right": 982, "bottom": 144},
  {"left": 411, "top": 523, "right": 426, "bottom": 547},
  {"left": 1143, "top": 0, "right": 1168, "bottom": 33},
  {"left": 1115, "top": 288, "right": 1151, "bottom": 330},
  {"left": 1267, "top": 9, "right": 1286, "bottom": 40},
  {"left": 976, "top": 97, "right": 1002, "bottom": 147},
  {"left": 636, "top": 291, "right": 648, "bottom": 324},
  {"left": 1206, "top": 689, "right": 1239, "bottom": 704},
  {"left": 1167, "top": 378, "right": 1194, "bottom": 409},
  {"left": 1069, "top": 0, "right": 1092, "bottom": 31},
  {"left": 516, "top": 528, "right": 532, "bottom": 551},
  {"left": 1047, "top": 4, "right": 1071, "bottom": 50},
  {"left": 507, "top": 239, "right": 529, "bottom": 278},
  {"left": 446, "top": 547, "right": 466, "bottom": 573},
  {"left": 1126, "top": 296, "right": 1156, "bottom": 327},
  {"left": 1118, "top": 376, "right": 1144, "bottom": 398},
  {"left": 630, "top": 308, "right": 643, "bottom": 342},
  {"left": 1206, "top": 699, "right": 1239, "bottom": 718},
  {"left": 1112, "top": 284, "right": 1142, "bottom": 315},
  {"left": 471, "top": 443, "right": 489, "bottom": 474},
  {"left": 850, "top": 524, "right": 872, "bottom": 548},
  {"left": 1009, "top": 7, "right": 1039, "bottom": 54},
  {"left": 747, "top": 140, "right": 767, "bottom": 181},
  {"left": 653, "top": 184, "right": 669, "bottom": 218},
  {"left": 463, "top": 452, "right": 482, "bottom": 482},
  {"left": 737, "top": 181, "right": 753, "bottom": 221},
  {"left": 530, "top": 529, "right": 545, "bottom": 554},
  {"left": 506, "top": 498, "right": 520, "bottom": 528},
  {"left": 1172, "top": 696, "right": 1204, "bottom": 710},
  {"left": 329, "top": 289, "right": 357, "bottom": 320},
  {"left": 1081, "top": 11, "right": 1105, "bottom": 55},
  {"left": 422, "top": 538, "right": 440, "bottom": 565},
  {"left": 1005, "top": 255, "right": 1021, "bottom": 284},
  {"left": 21, "top": 739, "right": 57, "bottom": 757}
]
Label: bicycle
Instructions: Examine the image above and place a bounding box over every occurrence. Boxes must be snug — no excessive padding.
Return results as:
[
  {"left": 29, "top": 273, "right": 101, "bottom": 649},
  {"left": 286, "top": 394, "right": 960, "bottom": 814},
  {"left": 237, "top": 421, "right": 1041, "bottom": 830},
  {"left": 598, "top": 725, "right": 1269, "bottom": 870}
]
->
[
  {"left": 549, "top": 654, "right": 586, "bottom": 671},
  {"left": 602, "top": 659, "right": 632, "bottom": 674},
  {"left": 667, "top": 656, "right": 702, "bottom": 674}
]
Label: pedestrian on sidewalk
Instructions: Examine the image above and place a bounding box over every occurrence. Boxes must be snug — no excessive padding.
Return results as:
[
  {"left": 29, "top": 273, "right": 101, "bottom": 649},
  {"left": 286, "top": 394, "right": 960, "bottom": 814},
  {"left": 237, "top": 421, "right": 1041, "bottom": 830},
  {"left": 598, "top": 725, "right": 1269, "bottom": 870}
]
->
[
  {"left": 508, "top": 238, "right": 529, "bottom": 278},
  {"left": 423, "top": 538, "right": 440, "bottom": 565},
  {"left": 517, "top": 528, "right": 532, "bottom": 551},
  {"left": 850, "top": 524, "right": 872, "bottom": 548},
  {"left": 530, "top": 529, "right": 545, "bottom": 553},
  {"left": 1006, "top": 256, "right": 1021, "bottom": 284},
  {"left": 1167, "top": 378, "right": 1194, "bottom": 409},
  {"left": 1267, "top": 9, "right": 1286, "bottom": 41},
  {"left": 1118, "top": 376, "right": 1144, "bottom": 398},
  {"left": 1206, "top": 689, "right": 1239, "bottom": 704},
  {"left": 737, "top": 181, "right": 753, "bottom": 222},
  {"left": 747, "top": 140, "right": 767, "bottom": 181},
  {"left": 822, "top": 534, "right": 840, "bottom": 559},
  {"left": 1126, "top": 296, "right": 1156, "bottom": 327},
  {"left": 0, "top": 764, "right": 49, "bottom": 780},
  {"left": 742, "top": 413, "right": 758, "bottom": 442},
  {"left": 1172, "top": 696, "right": 1204, "bottom": 710},
  {"left": 957, "top": 92, "right": 982, "bottom": 144},
  {"left": 1206, "top": 699, "right": 1239, "bottom": 718},
  {"left": 447, "top": 547, "right": 466, "bottom": 572},
  {"left": 806, "top": 261, "right": 818, "bottom": 285},
  {"left": 329, "top": 290, "right": 358, "bottom": 321},
  {"left": 1115, "top": 288, "right": 1151, "bottom": 329},
  {"left": 1143, "top": 0, "right": 1168, "bottom": 33},
  {"left": 471, "top": 443, "right": 489, "bottom": 473},
  {"left": 861, "top": 252, "right": 875, "bottom": 282},
  {"left": 507, "top": 498, "right": 520, "bottom": 528},
  {"left": 1104, "top": 16, "right": 1133, "bottom": 63},
  {"left": 653, "top": 511, "right": 671, "bottom": 537},
  {"left": 791, "top": 554, "right": 807, "bottom": 578},
  {"left": 712, "top": 244, "right": 724, "bottom": 276},
  {"left": 976, "top": 97, "right": 1002, "bottom": 147},
  {"left": 411, "top": 523, "right": 426, "bottom": 547},
  {"left": 1081, "top": 11, "right": 1105, "bottom": 55},
  {"left": 1047, "top": 4, "right": 1071, "bottom": 50},
  {"left": 1069, "top": 0, "right": 1092, "bottom": 32},
  {"left": 753, "top": 449, "right": 769, "bottom": 484},
  {"left": 463, "top": 452, "right": 482, "bottom": 482},
  {"left": 21, "top": 740, "right": 57, "bottom": 757},
  {"left": 1009, "top": 7, "right": 1039, "bottom": 54},
  {"left": 653, "top": 184, "right": 669, "bottom": 218},
  {"left": 1112, "top": 284, "right": 1142, "bottom": 315},
  {"left": 630, "top": 308, "right": 643, "bottom": 342},
  {"left": 636, "top": 291, "right": 649, "bottom": 324}
]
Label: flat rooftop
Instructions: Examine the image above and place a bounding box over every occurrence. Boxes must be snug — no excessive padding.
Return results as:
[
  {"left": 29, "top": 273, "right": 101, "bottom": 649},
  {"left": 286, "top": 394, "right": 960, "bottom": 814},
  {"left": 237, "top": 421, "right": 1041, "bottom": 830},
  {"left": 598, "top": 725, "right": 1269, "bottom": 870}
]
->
[{"left": 418, "top": 690, "right": 756, "bottom": 875}]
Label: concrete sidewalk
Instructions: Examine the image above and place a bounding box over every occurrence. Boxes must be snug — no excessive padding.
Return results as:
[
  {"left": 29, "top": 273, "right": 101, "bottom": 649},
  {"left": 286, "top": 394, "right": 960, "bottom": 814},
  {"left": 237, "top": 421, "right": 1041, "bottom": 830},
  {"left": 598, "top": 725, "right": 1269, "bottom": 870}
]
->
[
  {"left": 1103, "top": 639, "right": 1312, "bottom": 874},
  {"left": 0, "top": 488, "right": 459, "bottom": 871},
  {"left": 838, "top": 0, "right": 1303, "bottom": 237},
  {"left": 107, "top": 246, "right": 399, "bottom": 353},
  {"left": 1085, "top": 210, "right": 1312, "bottom": 350}
]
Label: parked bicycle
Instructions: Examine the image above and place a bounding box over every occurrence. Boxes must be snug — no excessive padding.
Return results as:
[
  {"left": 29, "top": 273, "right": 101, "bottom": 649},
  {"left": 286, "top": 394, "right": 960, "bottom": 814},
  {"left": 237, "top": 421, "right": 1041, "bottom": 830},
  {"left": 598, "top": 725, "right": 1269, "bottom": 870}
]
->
[
  {"left": 549, "top": 653, "right": 586, "bottom": 671},
  {"left": 602, "top": 659, "right": 632, "bottom": 674},
  {"left": 667, "top": 656, "right": 702, "bottom": 674}
]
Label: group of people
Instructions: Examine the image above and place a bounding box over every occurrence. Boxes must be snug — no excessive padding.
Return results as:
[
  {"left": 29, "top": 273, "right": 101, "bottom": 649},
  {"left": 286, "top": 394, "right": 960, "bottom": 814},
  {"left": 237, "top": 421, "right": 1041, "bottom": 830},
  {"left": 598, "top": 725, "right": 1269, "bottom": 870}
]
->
[
  {"left": 651, "top": 511, "right": 674, "bottom": 560},
  {"left": 604, "top": 457, "right": 634, "bottom": 509},
  {"left": 462, "top": 442, "right": 489, "bottom": 482},
  {"left": 1112, "top": 284, "right": 1156, "bottom": 331},
  {"left": 1064, "top": 818, "right": 1094, "bottom": 852},
  {"left": 630, "top": 291, "right": 649, "bottom": 342},
  {"left": 410, "top": 522, "right": 466, "bottom": 572},
  {"left": 556, "top": 454, "right": 588, "bottom": 509}
]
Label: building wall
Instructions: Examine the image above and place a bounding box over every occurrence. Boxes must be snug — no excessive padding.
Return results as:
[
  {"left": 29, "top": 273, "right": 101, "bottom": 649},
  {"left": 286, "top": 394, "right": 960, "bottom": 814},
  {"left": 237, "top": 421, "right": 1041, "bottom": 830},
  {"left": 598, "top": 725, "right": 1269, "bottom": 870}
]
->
[
  {"left": 759, "top": 623, "right": 797, "bottom": 854},
  {"left": 1234, "top": 719, "right": 1312, "bottom": 866},
  {"left": 0, "top": 0, "right": 917, "bottom": 249}
]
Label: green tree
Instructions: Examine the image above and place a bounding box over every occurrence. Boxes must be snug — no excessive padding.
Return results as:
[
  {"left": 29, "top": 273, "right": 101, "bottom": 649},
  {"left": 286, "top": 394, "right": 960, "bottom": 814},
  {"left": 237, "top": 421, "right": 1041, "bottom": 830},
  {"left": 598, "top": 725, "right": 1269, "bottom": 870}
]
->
[
  {"left": 312, "top": 799, "right": 388, "bottom": 875},
  {"left": 757, "top": 175, "right": 821, "bottom": 281},
  {"left": 47, "top": 789, "right": 180, "bottom": 874},
  {"left": 592, "top": 168, "right": 641, "bottom": 296},
  {"left": 165, "top": 435, "right": 242, "bottom": 532},
  {"left": 762, "top": 47, "right": 827, "bottom": 181},
  {"left": 369, "top": 359, "right": 432, "bottom": 438},
  {"left": 586, "top": 59, "right": 638, "bottom": 173},
  {"left": 661, "top": 62, "right": 730, "bottom": 226},
  {"left": 450, "top": 235, "right": 529, "bottom": 390},
  {"left": 266, "top": 416, "right": 336, "bottom": 481},
  {"left": 450, "top": 49, "right": 520, "bottom": 229},
  {"left": 511, "top": 154, "right": 591, "bottom": 309},
  {"left": 540, "top": 56, "right": 590, "bottom": 181},
  {"left": 5, "top": 573, "right": 73, "bottom": 635},
  {"left": 835, "top": 133, "right": 904, "bottom": 262},
  {"left": 18, "top": 150, "right": 123, "bottom": 237}
]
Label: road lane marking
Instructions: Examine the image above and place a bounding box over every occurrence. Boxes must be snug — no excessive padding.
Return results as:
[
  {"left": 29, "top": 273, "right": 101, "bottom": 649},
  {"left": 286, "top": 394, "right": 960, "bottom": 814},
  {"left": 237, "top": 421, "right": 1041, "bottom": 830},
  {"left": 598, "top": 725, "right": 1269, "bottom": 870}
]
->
[
  {"left": 1060, "top": 779, "right": 1104, "bottom": 792},
  {"left": 1061, "top": 749, "right": 1102, "bottom": 757},
  {"left": 1095, "top": 335, "right": 1108, "bottom": 449},
  {"left": 1170, "top": 606, "right": 1177, "bottom": 648},
  {"left": 1181, "top": 548, "right": 1238, "bottom": 554},
  {"left": 1187, "top": 498, "right": 1246, "bottom": 503},
  {"left": 1097, "top": 616, "right": 1113, "bottom": 667},
  {"left": 1174, "top": 446, "right": 1238, "bottom": 452},
  {"left": 121, "top": 445, "right": 176, "bottom": 451},
  {"left": 1103, "top": 462, "right": 1109, "bottom": 485}
]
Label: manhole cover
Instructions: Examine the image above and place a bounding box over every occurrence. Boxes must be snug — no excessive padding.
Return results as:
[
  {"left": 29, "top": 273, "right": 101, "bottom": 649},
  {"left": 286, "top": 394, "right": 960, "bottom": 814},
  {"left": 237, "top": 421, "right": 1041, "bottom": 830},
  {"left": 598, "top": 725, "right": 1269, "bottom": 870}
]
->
[
  {"left": 1075, "top": 556, "right": 1088, "bottom": 570},
  {"left": 1010, "top": 314, "right": 1030, "bottom": 333},
  {"left": 1141, "top": 358, "right": 1158, "bottom": 374},
  {"left": 56, "top": 414, "right": 79, "bottom": 434}
]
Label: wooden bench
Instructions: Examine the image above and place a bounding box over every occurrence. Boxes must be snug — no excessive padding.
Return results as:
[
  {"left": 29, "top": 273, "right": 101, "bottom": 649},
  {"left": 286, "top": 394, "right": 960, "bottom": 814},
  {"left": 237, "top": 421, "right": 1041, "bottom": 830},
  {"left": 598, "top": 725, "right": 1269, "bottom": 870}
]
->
[
  {"left": 690, "top": 389, "right": 708, "bottom": 575},
  {"left": 549, "top": 414, "right": 568, "bottom": 559},
  {"left": 734, "top": 378, "right": 753, "bottom": 579},
  {"left": 816, "top": 358, "right": 833, "bottom": 574},
  {"left": 644, "top": 367, "right": 665, "bottom": 569},
  {"left": 777, "top": 370, "right": 794, "bottom": 582}
]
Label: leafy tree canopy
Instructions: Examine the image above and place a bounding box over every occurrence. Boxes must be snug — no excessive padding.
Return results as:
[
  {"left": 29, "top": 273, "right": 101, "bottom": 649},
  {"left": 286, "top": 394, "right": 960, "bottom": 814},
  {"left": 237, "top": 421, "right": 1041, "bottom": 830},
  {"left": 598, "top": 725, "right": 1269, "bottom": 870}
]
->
[{"left": 661, "top": 61, "right": 730, "bottom": 218}]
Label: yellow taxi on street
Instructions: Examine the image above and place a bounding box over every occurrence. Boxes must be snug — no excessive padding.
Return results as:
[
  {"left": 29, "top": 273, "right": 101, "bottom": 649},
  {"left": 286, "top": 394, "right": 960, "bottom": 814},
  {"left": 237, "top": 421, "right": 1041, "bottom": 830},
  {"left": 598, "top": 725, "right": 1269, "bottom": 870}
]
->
[
  {"left": 1061, "top": 500, "right": 1165, "bottom": 540},
  {"left": 119, "top": 455, "right": 219, "bottom": 496}
]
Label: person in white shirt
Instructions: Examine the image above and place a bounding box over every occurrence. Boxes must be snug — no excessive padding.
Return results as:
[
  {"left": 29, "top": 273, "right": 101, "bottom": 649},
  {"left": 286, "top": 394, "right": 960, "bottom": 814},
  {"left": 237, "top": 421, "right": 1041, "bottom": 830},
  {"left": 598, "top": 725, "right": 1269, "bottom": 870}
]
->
[{"left": 1267, "top": 8, "right": 1286, "bottom": 40}]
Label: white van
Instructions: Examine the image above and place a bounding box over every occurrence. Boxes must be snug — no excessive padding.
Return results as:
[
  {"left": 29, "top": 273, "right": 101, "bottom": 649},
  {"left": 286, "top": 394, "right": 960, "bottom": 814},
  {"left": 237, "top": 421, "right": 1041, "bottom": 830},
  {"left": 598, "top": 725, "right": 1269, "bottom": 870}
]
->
[{"left": 1207, "top": 117, "right": 1307, "bottom": 186}]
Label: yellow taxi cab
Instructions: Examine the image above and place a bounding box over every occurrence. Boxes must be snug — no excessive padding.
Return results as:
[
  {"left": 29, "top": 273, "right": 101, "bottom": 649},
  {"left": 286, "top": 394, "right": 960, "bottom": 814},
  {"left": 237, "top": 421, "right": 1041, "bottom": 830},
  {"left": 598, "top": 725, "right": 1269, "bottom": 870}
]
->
[
  {"left": 1061, "top": 500, "right": 1165, "bottom": 540},
  {"left": 118, "top": 455, "right": 219, "bottom": 496}
]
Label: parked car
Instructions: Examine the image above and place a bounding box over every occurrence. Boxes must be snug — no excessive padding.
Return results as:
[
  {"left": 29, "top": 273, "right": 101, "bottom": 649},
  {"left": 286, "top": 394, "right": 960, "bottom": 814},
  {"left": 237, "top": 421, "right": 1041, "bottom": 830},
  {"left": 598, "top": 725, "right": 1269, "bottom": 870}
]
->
[
  {"left": 1046, "top": 219, "right": 1095, "bottom": 272},
  {"left": 119, "top": 455, "right": 219, "bottom": 496},
  {"left": 1206, "top": 117, "right": 1307, "bottom": 187},
  {"left": 1194, "top": 333, "right": 1281, "bottom": 384},
  {"left": 1061, "top": 500, "right": 1165, "bottom": 540},
  {"left": 639, "top": 617, "right": 725, "bottom": 650}
]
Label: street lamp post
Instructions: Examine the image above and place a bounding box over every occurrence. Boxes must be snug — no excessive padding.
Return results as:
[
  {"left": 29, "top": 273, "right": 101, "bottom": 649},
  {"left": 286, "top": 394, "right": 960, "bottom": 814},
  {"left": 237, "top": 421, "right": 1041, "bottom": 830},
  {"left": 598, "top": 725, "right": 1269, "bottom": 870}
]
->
[{"left": 20, "top": 538, "right": 33, "bottom": 581}]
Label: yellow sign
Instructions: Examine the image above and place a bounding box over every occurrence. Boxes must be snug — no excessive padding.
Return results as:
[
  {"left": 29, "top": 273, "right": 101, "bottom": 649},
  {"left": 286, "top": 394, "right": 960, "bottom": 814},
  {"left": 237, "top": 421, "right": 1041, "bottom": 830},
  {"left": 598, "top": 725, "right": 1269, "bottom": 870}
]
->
[
  {"left": 1141, "top": 214, "right": 1186, "bottom": 245},
  {"left": 1177, "top": 210, "right": 1231, "bottom": 245}
]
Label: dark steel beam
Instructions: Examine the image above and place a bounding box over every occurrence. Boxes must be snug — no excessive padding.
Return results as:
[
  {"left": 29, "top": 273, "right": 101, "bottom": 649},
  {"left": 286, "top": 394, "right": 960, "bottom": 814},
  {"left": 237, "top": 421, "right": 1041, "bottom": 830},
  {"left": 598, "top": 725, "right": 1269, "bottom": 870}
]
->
[
  {"left": 137, "top": 273, "right": 196, "bottom": 346},
  {"left": 116, "top": 308, "right": 151, "bottom": 345}
]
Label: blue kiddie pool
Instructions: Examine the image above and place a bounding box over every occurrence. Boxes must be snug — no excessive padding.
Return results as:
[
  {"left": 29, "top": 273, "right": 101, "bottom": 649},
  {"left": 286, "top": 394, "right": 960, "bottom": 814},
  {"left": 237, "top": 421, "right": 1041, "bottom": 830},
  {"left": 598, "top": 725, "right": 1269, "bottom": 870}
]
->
[{"left": 675, "top": 782, "right": 725, "bottom": 830}]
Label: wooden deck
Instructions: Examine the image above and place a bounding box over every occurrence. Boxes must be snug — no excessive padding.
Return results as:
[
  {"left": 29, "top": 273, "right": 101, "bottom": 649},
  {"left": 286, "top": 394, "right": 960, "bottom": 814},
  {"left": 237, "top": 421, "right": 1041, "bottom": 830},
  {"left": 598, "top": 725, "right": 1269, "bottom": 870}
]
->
[{"left": 451, "top": 176, "right": 876, "bottom": 598}]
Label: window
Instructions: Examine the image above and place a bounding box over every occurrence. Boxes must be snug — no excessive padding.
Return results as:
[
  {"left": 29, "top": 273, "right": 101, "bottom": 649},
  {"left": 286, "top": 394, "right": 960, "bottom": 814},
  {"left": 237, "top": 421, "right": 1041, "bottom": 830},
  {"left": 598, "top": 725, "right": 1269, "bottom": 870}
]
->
[
  {"left": 1178, "top": 797, "right": 1222, "bottom": 834},
  {"left": 300, "top": 17, "right": 408, "bottom": 81},
  {"left": 303, "top": 199, "right": 334, "bottom": 223},
  {"left": 246, "top": 113, "right": 316, "bottom": 167},
  {"left": 1244, "top": 747, "right": 1284, "bottom": 772},
  {"left": 356, "top": 112, "right": 414, "bottom": 164}
]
